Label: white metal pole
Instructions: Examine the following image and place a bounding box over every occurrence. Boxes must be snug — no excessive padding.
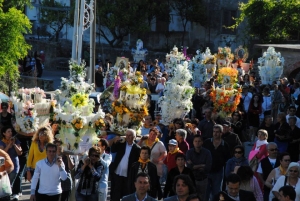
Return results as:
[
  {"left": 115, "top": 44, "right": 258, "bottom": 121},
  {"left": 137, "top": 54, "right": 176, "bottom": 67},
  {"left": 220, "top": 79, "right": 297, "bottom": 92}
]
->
[
  {"left": 89, "top": 0, "right": 96, "bottom": 84},
  {"left": 77, "top": 0, "right": 85, "bottom": 64},
  {"left": 71, "top": 0, "right": 80, "bottom": 61}
]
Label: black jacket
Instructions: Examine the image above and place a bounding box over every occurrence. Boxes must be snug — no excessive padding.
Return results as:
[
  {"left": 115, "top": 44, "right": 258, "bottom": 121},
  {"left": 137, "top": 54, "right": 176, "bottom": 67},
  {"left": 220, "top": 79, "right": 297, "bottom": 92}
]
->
[
  {"left": 111, "top": 141, "right": 140, "bottom": 177},
  {"left": 163, "top": 166, "right": 195, "bottom": 198},
  {"left": 212, "top": 190, "right": 256, "bottom": 201}
]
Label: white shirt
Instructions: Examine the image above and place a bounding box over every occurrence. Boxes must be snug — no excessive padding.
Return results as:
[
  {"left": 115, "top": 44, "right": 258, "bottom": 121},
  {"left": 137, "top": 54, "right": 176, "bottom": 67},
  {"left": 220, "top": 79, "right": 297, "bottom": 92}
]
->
[
  {"left": 262, "top": 96, "right": 272, "bottom": 112},
  {"left": 242, "top": 92, "right": 252, "bottom": 112},
  {"left": 155, "top": 83, "right": 165, "bottom": 92},
  {"left": 115, "top": 143, "right": 133, "bottom": 177},
  {"left": 257, "top": 157, "right": 276, "bottom": 174},
  {"left": 286, "top": 114, "right": 300, "bottom": 128}
]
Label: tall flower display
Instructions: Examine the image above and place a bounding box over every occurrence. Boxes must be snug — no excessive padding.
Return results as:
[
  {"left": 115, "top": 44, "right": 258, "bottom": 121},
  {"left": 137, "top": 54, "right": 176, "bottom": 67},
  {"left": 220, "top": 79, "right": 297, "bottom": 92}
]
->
[
  {"left": 10, "top": 88, "right": 51, "bottom": 134},
  {"left": 54, "top": 60, "right": 105, "bottom": 152},
  {"left": 165, "top": 45, "right": 186, "bottom": 75},
  {"left": 158, "top": 61, "right": 194, "bottom": 124},
  {"left": 188, "top": 47, "right": 216, "bottom": 87},
  {"left": 258, "top": 47, "right": 284, "bottom": 85},
  {"left": 209, "top": 86, "right": 242, "bottom": 118},
  {"left": 210, "top": 64, "right": 242, "bottom": 117},
  {"left": 110, "top": 72, "right": 148, "bottom": 135},
  {"left": 216, "top": 47, "right": 234, "bottom": 68}
]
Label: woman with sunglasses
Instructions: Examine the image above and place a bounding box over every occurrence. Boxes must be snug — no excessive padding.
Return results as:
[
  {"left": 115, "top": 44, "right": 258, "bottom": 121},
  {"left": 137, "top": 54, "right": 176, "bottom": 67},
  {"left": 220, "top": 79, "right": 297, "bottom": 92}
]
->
[
  {"left": 225, "top": 145, "right": 249, "bottom": 178},
  {"left": 265, "top": 152, "right": 291, "bottom": 191},
  {"left": 75, "top": 146, "right": 102, "bottom": 201},
  {"left": 271, "top": 162, "right": 300, "bottom": 201},
  {"left": 26, "top": 126, "right": 53, "bottom": 182}
]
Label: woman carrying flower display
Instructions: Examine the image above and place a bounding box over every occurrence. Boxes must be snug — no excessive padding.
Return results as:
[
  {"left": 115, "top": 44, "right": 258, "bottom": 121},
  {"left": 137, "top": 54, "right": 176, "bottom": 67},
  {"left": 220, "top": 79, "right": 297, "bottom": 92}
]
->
[
  {"left": 138, "top": 127, "right": 167, "bottom": 182},
  {"left": 26, "top": 126, "right": 54, "bottom": 182}
]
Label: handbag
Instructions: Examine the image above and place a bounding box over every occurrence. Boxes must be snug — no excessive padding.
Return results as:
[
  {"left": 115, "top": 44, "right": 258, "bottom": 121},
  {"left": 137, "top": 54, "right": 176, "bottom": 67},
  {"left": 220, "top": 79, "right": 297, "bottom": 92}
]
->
[
  {"left": 271, "top": 176, "right": 288, "bottom": 201},
  {"left": 0, "top": 171, "right": 12, "bottom": 198},
  {"left": 249, "top": 156, "right": 259, "bottom": 172}
]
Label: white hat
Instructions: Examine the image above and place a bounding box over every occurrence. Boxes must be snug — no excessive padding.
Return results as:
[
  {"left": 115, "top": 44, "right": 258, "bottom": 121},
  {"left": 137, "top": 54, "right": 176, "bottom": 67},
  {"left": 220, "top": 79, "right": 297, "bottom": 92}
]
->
[
  {"left": 168, "top": 139, "right": 178, "bottom": 146},
  {"left": 40, "top": 50, "right": 44, "bottom": 54},
  {"left": 95, "top": 65, "right": 99, "bottom": 69}
]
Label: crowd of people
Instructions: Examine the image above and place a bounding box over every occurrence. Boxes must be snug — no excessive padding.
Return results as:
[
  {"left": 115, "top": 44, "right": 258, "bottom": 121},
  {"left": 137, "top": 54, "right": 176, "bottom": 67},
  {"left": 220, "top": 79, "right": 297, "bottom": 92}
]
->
[{"left": 1, "top": 57, "right": 300, "bottom": 201}]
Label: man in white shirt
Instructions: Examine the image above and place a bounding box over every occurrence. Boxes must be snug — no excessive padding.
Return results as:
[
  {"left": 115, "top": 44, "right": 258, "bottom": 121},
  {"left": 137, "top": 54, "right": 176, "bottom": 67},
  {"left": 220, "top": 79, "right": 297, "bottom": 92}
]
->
[
  {"left": 30, "top": 143, "right": 67, "bottom": 201},
  {"left": 110, "top": 129, "right": 141, "bottom": 201},
  {"left": 241, "top": 85, "right": 252, "bottom": 113},
  {"left": 286, "top": 106, "right": 300, "bottom": 128}
]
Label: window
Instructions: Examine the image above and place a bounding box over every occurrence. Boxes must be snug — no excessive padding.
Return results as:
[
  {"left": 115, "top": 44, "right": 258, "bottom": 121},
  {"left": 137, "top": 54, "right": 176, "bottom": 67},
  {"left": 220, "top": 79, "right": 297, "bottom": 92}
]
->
[{"left": 222, "top": 10, "right": 237, "bottom": 34}]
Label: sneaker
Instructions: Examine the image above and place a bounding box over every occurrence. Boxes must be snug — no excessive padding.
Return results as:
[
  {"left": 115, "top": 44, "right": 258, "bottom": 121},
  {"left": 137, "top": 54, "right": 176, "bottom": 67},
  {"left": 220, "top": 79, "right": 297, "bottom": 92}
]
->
[{"left": 12, "top": 194, "right": 19, "bottom": 200}]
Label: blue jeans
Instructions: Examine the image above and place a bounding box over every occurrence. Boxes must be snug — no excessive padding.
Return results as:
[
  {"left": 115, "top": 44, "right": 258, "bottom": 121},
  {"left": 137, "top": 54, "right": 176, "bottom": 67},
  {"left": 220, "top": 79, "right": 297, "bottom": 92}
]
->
[
  {"left": 75, "top": 192, "right": 98, "bottom": 201},
  {"left": 96, "top": 87, "right": 104, "bottom": 92},
  {"left": 206, "top": 168, "right": 224, "bottom": 201}
]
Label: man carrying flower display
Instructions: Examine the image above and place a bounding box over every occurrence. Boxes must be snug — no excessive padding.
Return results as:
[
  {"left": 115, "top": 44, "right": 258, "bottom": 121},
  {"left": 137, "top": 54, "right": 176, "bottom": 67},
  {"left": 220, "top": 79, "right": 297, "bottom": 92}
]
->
[{"left": 110, "top": 129, "right": 140, "bottom": 201}]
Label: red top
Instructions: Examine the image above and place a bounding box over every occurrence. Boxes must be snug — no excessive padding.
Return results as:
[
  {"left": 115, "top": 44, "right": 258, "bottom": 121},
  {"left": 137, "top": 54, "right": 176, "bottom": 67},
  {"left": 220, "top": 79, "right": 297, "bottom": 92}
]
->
[{"left": 164, "top": 150, "right": 183, "bottom": 172}]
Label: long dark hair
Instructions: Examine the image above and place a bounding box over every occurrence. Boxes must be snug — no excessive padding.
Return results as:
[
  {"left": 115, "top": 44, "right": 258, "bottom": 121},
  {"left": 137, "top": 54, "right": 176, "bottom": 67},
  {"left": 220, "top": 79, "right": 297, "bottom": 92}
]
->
[{"left": 236, "top": 165, "right": 253, "bottom": 182}]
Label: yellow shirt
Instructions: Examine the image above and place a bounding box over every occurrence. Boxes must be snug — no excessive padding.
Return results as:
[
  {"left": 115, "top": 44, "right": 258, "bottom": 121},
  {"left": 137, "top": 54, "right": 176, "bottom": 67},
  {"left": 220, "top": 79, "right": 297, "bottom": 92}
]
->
[{"left": 26, "top": 141, "right": 46, "bottom": 169}]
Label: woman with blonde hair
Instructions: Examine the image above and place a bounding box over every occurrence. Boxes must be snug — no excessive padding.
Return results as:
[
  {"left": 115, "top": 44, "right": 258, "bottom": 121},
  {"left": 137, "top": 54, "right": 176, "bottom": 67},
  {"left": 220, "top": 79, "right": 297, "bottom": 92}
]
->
[
  {"left": 271, "top": 162, "right": 300, "bottom": 201},
  {"left": 26, "top": 126, "right": 54, "bottom": 181}
]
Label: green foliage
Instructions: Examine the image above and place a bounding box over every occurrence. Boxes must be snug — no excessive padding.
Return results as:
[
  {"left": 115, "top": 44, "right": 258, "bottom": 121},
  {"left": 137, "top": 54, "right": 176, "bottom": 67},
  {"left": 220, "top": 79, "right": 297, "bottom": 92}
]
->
[
  {"left": 1, "top": 0, "right": 31, "bottom": 12},
  {"left": 40, "top": 0, "right": 70, "bottom": 41},
  {"left": 171, "top": 0, "right": 207, "bottom": 45},
  {"left": 97, "top": 0, "right": 170, "bottom": 47},
  {"left": 229, "top": 0, "right": 300, "bottom": 43},
  {"left": 0, "top": 7, "right": 31, "bottom": 94}
]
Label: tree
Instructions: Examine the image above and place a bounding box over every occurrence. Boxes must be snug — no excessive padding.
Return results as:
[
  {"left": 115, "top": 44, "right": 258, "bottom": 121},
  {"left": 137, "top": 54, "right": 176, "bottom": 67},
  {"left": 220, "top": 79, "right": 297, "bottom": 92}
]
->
[
  {"left": 39, "top": 0, "right": 70, "bottom": 42},
  {"left": 97, "top": 0, "right": 169, "bottom": 47},
  {"left": 0, "top": 3, "right": 31, "bottom": 94},
  {"left": 229, "top": 0, "right": 300, "bottom": 43},
  {"left": 2, "top": 0, "right": 30, "bottom": 12},
  {"left": 171, "top": 0, "right": 207, "bottom": 46}
]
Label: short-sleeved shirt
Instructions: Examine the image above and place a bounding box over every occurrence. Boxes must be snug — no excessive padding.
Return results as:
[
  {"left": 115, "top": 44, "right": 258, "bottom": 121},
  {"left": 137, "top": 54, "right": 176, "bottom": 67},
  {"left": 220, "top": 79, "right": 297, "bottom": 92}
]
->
[{"left": 0, "top": 139, "right": 21, "bottom": 173}]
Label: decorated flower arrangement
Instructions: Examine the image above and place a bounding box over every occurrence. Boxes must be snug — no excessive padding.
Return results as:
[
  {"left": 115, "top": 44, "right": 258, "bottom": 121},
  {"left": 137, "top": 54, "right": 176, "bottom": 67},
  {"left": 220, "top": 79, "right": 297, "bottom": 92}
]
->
[
  {"left": 258, "top": 47, "right": 284, "bottom": 85},
  {"left": 209, "top": 86, "right": 242, "bottom": 117},
  {"left": 216, "top": 47, "right": 234, "bottom": 67},
  {"left": 70, "top": 93, "right": 89, "bottom": 107},
  {"left": 217, "top": 67, "right": 239, "bottom": 88},
  {"left": 110, "top": 72, "right": 148, "bottom": 135},
  {"left": 188, "top": 47, "right": 217, "bottom": 87},
  {"left": 54, "top": 60, "right": 106, "bottom": 152},
  {"left": 158, "top": 61, "right": 194, "bottom": 125},
  {"left": 10, "top": 88, "right": 52, "bottom": 134},
  {"left": 56, "top": 60, "right": 94, "bottom": 100},
  {"left": 165, "top": 45, "right": 186, "bottom": 74}
]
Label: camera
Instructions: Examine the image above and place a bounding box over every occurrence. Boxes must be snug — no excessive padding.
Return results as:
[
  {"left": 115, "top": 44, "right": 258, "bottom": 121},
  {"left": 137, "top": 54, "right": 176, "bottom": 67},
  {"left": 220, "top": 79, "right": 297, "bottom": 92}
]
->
[{"left": 0, "top": 156, "right": 4, "bottom": 167}]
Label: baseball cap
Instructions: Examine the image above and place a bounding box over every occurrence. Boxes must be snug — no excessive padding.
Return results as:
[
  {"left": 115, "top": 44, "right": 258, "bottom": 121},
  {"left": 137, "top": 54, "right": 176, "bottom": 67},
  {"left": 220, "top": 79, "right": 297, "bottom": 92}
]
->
[{"left": 168, "top": 139, "right": 178, "bottom": 146}]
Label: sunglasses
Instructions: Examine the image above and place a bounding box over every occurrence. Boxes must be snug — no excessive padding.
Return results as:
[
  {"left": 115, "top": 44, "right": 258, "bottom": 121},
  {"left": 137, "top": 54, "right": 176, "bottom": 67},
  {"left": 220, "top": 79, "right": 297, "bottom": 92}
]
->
[
  {"left": 47, "top": 150, "right": 56, "bottom": 153},
  {"left": 234, "top": 151, "right": 243, "bottom": 154},
  {"left": 289, "top": 169, "right": 298, "bottom": 173},
  {"left": 268, "top": 148, "right": 278, "bottom": 151},
  {"left": 90, "top": 154, "right": 100, "bottom": 158}
]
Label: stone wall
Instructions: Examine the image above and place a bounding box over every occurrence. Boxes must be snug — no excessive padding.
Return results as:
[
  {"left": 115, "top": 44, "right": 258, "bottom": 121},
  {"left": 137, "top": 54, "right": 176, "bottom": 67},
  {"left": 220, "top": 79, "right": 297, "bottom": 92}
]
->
[{"left": 19, "top": 76, "right": 54, "bottom": 91}]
